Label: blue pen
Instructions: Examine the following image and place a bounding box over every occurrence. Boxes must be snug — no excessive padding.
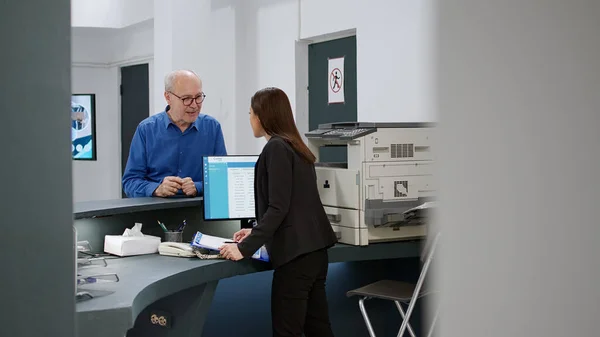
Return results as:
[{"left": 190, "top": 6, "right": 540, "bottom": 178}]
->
[{"left": 177, "top": 219, "right": 187, "bottom": 232}]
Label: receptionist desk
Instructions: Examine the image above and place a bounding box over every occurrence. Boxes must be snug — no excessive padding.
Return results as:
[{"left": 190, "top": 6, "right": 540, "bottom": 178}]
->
[{"left": 74, "top": 197, "right": 423, "bottom": 337}]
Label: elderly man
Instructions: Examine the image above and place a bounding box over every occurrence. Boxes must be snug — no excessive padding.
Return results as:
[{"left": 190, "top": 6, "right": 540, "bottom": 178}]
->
[{"left": 122, "top": 70, "right": 227, "bottom": 198}]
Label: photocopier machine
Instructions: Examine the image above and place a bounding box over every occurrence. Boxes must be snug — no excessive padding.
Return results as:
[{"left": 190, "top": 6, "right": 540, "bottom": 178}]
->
[{"left": 305, "top": 122, "right": 436, "bottom": 246}]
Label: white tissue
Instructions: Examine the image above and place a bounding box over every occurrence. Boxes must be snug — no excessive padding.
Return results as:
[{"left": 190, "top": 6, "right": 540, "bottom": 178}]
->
[
  {"left": 122, "top": 222, "right": 145, "bottom": 237},
  {"left": 104, "top": 222, "right": 161, "bottom": 256}
]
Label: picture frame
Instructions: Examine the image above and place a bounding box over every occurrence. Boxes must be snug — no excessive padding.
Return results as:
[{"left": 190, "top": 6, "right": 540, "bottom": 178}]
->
[{"left": 71, "top": 93, "right": 97, "bottom": 161}]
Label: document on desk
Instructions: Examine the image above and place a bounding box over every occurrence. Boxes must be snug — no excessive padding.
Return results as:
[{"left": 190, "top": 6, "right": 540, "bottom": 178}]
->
[
  {"left": 192, "top": 232, "right": 230, "bottom": 250},
  {"left": 191, "top": 231, "right": 270, "bottom": 262}
]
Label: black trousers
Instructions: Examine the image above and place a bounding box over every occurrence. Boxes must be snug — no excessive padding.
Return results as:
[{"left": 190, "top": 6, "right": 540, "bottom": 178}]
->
[{"left": 271, "top": 248, "right": 335, "bottom": 337}]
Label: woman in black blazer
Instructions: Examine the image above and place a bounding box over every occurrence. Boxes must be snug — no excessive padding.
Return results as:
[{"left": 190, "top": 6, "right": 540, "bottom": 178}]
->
[{"left": 219, "top": 87, "right": 338, "bottom": 337}]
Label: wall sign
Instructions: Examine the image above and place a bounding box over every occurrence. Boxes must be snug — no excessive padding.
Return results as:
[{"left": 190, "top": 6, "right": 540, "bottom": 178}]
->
[{"left": 328, "top": 56, "right": 345, "bottom": 104}]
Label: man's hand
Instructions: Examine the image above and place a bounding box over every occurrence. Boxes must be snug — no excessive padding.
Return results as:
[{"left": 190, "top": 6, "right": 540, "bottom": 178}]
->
[
  {"left": 154, "top": 176, "right": 184, "bottom": 197},
  {"left": 182, "top": 177, "right": 197, "bottom": 197}
]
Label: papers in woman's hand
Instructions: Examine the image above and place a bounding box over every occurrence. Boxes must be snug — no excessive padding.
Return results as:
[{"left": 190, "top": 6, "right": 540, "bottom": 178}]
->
[{"left": 191, "top": 231, "right": 270, "bottom": 262}]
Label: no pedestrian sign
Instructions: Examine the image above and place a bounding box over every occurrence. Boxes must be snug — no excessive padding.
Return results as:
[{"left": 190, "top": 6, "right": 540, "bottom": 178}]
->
[{"left": 328, "top": 56, "right": 345, "bottom": 104}]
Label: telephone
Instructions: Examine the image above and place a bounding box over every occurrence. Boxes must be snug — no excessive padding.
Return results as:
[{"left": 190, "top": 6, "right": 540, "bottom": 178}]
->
[{"left": 158, "top": 242, "right": 196, "bottom": 257}]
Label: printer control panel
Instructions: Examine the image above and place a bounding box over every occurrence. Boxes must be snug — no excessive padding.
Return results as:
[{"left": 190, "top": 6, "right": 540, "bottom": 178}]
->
[
  {"left": 305, "top": 128, "right": 330, "bottom": 137},
  {"left": 306, "top": 127, "right": 375, "bottom": 140}
]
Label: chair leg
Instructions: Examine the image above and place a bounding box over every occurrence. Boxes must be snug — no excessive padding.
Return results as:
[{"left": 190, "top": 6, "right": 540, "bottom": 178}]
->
[
  {"left": 397, "top": 232, "right": 440, "bottom": 337},
  {"left": 425, "top": 303, "right": 440, "bottom": 337},
  {"left": 359, "top": 297, "right": 377, "bottom": 337},
  {"left": 394, "top": 301, "right": 416, "bottom": 337}
]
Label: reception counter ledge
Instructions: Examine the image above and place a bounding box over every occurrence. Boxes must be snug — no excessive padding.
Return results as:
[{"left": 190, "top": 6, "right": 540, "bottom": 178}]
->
[
  {"left": 76, "top": 240, "right": 421, "bottom": 337},
  {"left": 74, "top": 197, "right": 203, "bottom": 219}
]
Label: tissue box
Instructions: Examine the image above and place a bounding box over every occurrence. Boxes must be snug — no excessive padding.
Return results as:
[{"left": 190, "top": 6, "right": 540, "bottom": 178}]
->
[{"left": 104, "top": 235, "right": 161, "bottom": 257}]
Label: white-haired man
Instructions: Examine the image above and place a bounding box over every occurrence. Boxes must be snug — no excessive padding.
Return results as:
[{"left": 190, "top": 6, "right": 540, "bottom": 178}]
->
[{"left": 122, "top": 70, "right": 227, "bottom": 198}]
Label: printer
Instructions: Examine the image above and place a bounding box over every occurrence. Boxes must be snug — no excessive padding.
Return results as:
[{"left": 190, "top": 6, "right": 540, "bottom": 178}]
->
[{"left": 306, "top": 122, "right": 436, "bottom": 246}]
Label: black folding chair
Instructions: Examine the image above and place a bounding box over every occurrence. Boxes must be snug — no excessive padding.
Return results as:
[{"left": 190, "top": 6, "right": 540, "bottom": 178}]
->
[{"left": 346, "top": 231, "right": 440, "bottom": 337}]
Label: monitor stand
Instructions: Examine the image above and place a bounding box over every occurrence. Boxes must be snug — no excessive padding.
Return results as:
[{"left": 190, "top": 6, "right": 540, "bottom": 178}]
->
[{"left": 240, "top": 219, "right": 255, "bottom": 229}]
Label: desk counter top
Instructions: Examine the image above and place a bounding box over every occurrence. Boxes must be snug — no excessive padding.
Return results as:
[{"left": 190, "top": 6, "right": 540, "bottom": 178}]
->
[
  {"left": 73, "top": 197, "right": 203, "bottom": 220},
  {"left": 76, "top": 241, "right": 421, "bottom": 336}
]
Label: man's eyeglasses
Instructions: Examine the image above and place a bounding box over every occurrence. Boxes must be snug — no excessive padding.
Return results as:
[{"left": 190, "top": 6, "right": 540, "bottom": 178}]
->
[{"left": 169, "top": 91, "right": 206, "bottom": 106}]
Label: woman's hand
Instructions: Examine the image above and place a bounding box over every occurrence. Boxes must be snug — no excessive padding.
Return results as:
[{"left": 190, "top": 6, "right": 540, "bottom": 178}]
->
[
  {"left": 219, "top": 244, "right": 244, "bottom": 261},
  {"left": 232, "top": 228, "right": 252, "bottom": 243}
]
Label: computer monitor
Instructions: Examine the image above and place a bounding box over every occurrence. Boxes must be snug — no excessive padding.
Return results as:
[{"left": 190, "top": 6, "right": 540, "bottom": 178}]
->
[{"left": 203, "top": 155, "right": 259, "bottom": 228}]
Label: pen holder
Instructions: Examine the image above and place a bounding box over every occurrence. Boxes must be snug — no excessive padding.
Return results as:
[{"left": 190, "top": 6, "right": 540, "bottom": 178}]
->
[{"left": 164, "top": 231, "right": 183, "bottom": 243}]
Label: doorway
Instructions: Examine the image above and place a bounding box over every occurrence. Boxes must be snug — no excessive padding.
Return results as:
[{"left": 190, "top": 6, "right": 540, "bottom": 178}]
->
[
  {"left": 120, "top": 63, "right": 150, "bottom": 197},
  {"left": 308, "top": 36, "right": 357, "bottom": 163}
]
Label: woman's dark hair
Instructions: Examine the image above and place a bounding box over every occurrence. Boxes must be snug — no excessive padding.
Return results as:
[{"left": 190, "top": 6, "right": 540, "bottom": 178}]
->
[{"left": 251, "top": 87, "right": 316, "bottom": 164}]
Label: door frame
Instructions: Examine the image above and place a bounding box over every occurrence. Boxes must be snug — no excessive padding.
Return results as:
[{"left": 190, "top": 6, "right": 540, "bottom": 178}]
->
[
  {"left": 118, "top": 60, "right": 153, "bottom": 198},
  {"left": 295, "top": 29, "right": 357, "bottom": 142}
]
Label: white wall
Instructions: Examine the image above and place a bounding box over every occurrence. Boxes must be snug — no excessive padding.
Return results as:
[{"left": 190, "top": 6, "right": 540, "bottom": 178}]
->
[
  {"left": 71, "top": 66, "right": 121, "bottom": 202},
  {"left": 72, "top": 0, "right": 153, "bottom": 28},
  {"left": 237, "top": 0, "right": 299, "bottom": 154},
  {"left": 72, "top": 20, "right": 154, "bottom": 67},
  {"left": 71, "top": 0, "right": 121, "bottom": 28},
  {"left": 300, "top": 0, "right": 359, "bottom": 38},
  {"left": 152, "top": 0, "right": 174, "bottom": 116},
  {"left": 300, "top": 0, "right": 436, "bottom": 122},
  {"left": 120, "top": 0, "right": 155, "bottom": 28}
]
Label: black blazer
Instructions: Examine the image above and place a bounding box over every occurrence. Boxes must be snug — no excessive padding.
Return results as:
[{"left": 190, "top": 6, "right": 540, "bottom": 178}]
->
[{"left": 237, "top": 136, "right": 337, "bottom": 268}]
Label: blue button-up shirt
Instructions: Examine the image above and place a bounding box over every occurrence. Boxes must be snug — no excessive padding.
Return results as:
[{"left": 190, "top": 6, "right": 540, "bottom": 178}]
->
[{"left": 122, "top": 108, "right": 227, "bottom": 197}]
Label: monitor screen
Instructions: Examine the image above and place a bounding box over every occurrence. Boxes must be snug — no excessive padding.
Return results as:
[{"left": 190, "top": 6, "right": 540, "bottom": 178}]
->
[{"left": 203, "top": 155, "right": 259, "bottom": 220}]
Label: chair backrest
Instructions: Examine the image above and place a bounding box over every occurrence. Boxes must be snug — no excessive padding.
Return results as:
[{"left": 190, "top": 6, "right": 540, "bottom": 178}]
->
[{"left": 420, "top": 227, "right": 441, "bottom": 264}]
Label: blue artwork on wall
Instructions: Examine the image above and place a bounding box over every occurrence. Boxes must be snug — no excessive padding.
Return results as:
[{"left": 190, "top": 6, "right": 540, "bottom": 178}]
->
[{"left": 71, "top": 94, "right": 97, "bottom": 160}]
